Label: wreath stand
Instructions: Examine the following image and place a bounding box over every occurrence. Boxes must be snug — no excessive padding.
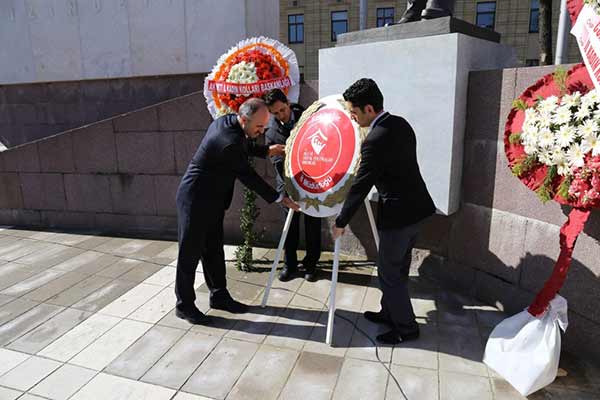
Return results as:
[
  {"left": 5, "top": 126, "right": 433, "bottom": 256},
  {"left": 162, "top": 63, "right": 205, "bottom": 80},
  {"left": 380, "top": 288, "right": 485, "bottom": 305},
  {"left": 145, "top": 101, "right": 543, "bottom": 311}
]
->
[{"left": 261, "top": 197, "right": 379, "bottom": 345}]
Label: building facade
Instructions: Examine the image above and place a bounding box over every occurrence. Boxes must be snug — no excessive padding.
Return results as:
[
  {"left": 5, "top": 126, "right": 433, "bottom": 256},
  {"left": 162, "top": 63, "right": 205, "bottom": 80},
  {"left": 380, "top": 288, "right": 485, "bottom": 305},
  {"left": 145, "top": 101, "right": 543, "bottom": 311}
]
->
[
  {"left": 280, "top": 0, "right": 583, "bottom": 79},
  {"left": 0, "top": 0, "right": 279, "bottom": 84}
]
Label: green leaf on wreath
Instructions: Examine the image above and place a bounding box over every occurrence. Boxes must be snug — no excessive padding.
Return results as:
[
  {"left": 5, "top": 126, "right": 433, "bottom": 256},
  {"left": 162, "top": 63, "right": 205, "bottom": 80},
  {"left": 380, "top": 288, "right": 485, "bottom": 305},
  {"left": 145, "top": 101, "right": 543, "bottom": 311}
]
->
[
  {"left": 512, "top": 99, "right": 528, "bottom": 111},
  {"left": 509, "top": 133, "right": 522, "bottom": 144}
]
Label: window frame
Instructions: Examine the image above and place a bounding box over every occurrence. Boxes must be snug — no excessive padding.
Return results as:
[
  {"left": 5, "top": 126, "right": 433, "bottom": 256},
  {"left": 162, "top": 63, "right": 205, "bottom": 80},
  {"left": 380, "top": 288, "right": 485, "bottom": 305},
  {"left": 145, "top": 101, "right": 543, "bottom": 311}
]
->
[
  {"left": 331, "top": 10, "right": 349, "bottom": 42},
  {"left": 288, "top": 14, "right": 304, "bottom": 44},
  {"left": 476, "top": 1, "right": 496, "bottom": 30},
  {"left": 376, "top": 7, "right": 395, "bottom": 27},
  {"left": 529, "top": 0, "right": 539, "bottom": 33}
]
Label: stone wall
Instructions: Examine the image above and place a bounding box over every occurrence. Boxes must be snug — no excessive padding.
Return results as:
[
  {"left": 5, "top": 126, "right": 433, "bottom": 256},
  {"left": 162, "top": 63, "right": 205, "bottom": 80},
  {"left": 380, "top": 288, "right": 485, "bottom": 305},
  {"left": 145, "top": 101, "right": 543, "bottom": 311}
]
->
[
  {"left": 0, "top": 81, "right": 323, "bottom": 249},
  {"left": 0, "top": 74, "right": 205, "bottom": 148}
]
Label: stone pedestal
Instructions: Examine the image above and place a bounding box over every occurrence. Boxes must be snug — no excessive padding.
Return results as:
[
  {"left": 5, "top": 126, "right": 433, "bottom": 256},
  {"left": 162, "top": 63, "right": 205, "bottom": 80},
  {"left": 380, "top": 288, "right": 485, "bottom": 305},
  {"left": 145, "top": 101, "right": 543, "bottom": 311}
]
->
[{"left": 319, "top": 18, "right": 516, "bottom": 215}]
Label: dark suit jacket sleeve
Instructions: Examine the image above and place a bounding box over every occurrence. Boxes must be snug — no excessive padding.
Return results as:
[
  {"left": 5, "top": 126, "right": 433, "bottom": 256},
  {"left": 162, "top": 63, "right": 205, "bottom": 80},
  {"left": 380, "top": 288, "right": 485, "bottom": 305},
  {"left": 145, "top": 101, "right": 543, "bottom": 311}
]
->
[
  {"left": 335, "top": 136, "right": 383, "bottom": 228},
  {"left": 246, "top": 140, "right": 269, "bottom": 158},
  {"left": 223, "top": 144, "right": 279, "bottom": 203}
]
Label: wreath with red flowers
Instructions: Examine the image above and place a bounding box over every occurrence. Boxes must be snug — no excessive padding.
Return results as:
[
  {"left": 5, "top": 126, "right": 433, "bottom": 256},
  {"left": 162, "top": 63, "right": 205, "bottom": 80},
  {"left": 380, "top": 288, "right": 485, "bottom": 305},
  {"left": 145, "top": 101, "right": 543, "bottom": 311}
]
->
[{"left": 203, "top": 37, "right": 300, "bottom": 118}]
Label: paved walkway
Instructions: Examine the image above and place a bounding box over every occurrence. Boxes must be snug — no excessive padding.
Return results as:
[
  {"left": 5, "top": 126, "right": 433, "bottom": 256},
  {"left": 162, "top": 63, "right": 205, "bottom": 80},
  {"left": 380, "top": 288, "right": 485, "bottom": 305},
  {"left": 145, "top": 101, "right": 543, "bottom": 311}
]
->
[{"left": 0, "top": 226, "right": 598, "bottom": 400}]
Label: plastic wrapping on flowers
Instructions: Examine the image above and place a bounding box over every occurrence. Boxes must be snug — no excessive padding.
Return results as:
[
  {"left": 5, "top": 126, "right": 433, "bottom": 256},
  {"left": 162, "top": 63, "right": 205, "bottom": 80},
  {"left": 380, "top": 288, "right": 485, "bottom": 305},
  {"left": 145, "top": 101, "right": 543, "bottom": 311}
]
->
[{"left": 203, "top": 36, "right": 300, "bottom": 118}]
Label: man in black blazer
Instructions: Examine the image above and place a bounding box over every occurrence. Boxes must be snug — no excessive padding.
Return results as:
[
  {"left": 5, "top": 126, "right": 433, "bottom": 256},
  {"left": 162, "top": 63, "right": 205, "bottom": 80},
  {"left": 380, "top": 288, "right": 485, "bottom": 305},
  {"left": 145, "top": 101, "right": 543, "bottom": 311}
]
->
[
  {"left": 332, "top": 79, "right": 436, "bottom": 344},
  {"left": 264, "top": 89, "right": 322, "bottom": 282},
  {"left": 175, "top": 98, "right": 299, "bottom": 325}
]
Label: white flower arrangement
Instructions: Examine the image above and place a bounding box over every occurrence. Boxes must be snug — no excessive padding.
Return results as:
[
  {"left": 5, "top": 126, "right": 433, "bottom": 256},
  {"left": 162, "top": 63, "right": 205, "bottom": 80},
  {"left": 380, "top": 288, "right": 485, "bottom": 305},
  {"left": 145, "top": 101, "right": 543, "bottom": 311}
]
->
[
  {"left": 226, "top": 61, "right": 258, "bottom": 84},
  {"left": 518, "top": 89, "right": 600, "bottom": 176}
]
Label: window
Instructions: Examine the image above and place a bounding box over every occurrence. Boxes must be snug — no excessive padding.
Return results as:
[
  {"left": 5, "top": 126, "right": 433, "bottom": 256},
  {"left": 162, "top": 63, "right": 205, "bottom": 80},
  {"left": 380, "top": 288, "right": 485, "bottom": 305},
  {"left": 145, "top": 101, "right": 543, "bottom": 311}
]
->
[
  {"left": 526, "top": 59, "right": 540, "bottom": 66},
  {"left": 331, "top": 10, "right": 348, "bottom": 41},
  {"left": 288, "top": 14, "right": 304, "bottom": 44},
  {"left": 377, "top": 7, "right": 394, "bottom": 27},
  {"left": 529, "top": 0, "right": 539, "bottom": 33},
  {"left": 476, "top": 2, "right": 496, "bottom": 30}
]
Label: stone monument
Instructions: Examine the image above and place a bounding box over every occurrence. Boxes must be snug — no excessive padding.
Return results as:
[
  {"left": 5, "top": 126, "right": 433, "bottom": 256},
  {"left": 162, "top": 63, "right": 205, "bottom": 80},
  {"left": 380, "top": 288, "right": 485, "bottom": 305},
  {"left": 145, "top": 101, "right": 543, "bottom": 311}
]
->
[{"left": 319, "top": 16, "right": 516, "bottom": 216}]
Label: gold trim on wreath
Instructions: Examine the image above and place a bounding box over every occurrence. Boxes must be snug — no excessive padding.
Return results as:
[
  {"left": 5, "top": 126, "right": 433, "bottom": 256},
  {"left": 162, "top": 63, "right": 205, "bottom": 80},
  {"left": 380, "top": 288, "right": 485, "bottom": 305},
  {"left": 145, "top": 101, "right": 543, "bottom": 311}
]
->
[{"left": 283, "top": 98, "right": 364, "bottom": 213}]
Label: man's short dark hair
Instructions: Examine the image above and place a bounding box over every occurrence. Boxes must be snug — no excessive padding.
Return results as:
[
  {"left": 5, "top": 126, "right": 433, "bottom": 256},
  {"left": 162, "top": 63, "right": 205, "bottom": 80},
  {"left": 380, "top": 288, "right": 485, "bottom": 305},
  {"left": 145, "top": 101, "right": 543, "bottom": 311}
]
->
[
  {"left": 263, "top": 88, "right": 289, "bottom": 106},
  {"left": 343, "top": 78, "right": 384, "bottom": 112}
]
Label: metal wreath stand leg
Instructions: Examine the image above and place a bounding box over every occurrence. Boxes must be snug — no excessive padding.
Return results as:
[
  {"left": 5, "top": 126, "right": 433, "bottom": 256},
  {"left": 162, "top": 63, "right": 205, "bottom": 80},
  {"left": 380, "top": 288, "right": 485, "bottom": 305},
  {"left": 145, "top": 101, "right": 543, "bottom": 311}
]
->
[{"left": 261, "top": 198, "right": 379, "bottom": 346}]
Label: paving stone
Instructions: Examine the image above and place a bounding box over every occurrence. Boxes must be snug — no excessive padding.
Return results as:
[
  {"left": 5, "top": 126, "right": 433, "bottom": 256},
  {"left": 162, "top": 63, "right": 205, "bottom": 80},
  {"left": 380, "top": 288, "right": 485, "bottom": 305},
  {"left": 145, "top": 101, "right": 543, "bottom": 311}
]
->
[
  {"left": 53, "top": 251, "right": 119, "bottom": 275},
  {"left": 130, "top": 240, "right": 175, "bottom": 262},
  {"left": 0, "top": 298, "right": 40, "bottom": 326},
  {"left": 71, "top": 279, "right": 136, "bottom": 312},
  {"left": 0, "top": 293, "right": 14, "bottom": 307},
  {"left": 227, "top": 344, "right": 299, "bottom": 400},
  {"left": 90, "top": 237, "right": 135, "bottom": 254},
  {"left": 346, "top": 313, "right": 393, "bottom": 363},
  {"left": 264, "top": 306, "right": 323, "bottom": 351},
  {"left": 0, "top": 386, "right": 22, "bottom": 400},
  {"left": 0, "top": 356, "right": 61, "bottom": 391},
  {"left": 128, "top": 286, "right": 175, "bottom": 323},
  {"left": 98, "top": 282, "right": 164, "bottom": 318},
  {"left": 0, "top": 348, "right": 30, "bottom": 376},
  {"left": 8, "top": 308, "right": 91, "bottom": 354},
  {"left": 0, "top": 303, "right": 64, "bottom": 346},
  {"left": 105, "top": 325, "right": 186, "bottom": 380},
  {"left": 118, "top": 262, "right": 163, "bottom": 284},
  {"left": 70, "top": 373, "right": 175, "bottom": 400},
  {"left": 0, "top": 240, "right": 52, "bottom": 263},
  {"left": 95, "top": 257, "right": 144, "bottom": 278},
  {"left": 1, "top": 269, "right": 67, "bottom": 297},
  {"left": 392, "top": 321, "right": 439, "bottom": 370},
  {"left": 38, "top": 313, "right": 121, "bottom": 362},
  {"left": 29, "top": 364, "right": 97, "bottom": 400},
  {"left": 331, "top": 358, "right": 389, "bottom": 400},
  {"left": 0, "top": 262, "right": 46, "bottom": 291},
  {"left": 74, "top": 235, "right": 113, "bottom": 250},
  {"left": 386, "top": 364, "right": 439, "bottom": 400},
  {"left": 182, "top": 338, "right": 259, "bottom": 400},
  {"left": 143, "top": 266, "right": 176, "bottom": 287},
  {"left": 172, "top": 392, "right": 213, "bottom": 400},
  {"left": 439, "top": 371, "right": 493, "bottom": 400},
  {"left": 70, "top": 319, "right": 152, "bottom": 370},
  {"left": 438, "top": 323, "right": 488, "bottom": 377},
  {"left": 279, "top": 351, "right": 344, "bottom": 400},
  {"left": 23, "top": 271, "right": 89, "bottom": 302},
  {"left": 225, "top": 303, "right": 282, "bottom": 344},
  {"left": 304, "top": 311, "right": 355, "bottom": 358},
  {"left": 142, "top": 331, "right": 220, "bottom": 389},
  {"left": 45, "top": 275, "right": 113, "bottom": 307},
  {"left": 491, "top": 378, "right": 528, "bottom": 400}
]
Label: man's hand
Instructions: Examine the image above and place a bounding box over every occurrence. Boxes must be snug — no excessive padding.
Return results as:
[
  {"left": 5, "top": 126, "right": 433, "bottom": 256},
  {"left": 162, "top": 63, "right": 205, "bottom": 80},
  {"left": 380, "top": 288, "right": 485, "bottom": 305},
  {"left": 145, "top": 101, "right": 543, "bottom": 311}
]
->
[
  {"left": 268, "top": 144, "right": 285, "bottom": 157},
  {"left": 332, "top": 226, "right": 345, "bottom": 240},
  {"left": 282, "top": 196, "right": 300, "bottom": 211}
]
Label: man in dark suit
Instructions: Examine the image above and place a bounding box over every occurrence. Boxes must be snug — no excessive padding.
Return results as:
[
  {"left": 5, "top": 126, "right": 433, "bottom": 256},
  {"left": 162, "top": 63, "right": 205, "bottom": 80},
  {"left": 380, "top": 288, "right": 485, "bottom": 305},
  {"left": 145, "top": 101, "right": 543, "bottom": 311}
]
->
[
  {"left": 263, "top": 89, "right": 322, "bottom": 282},
  {"left": 332, "top": 79, "right": 436, "bottom": 344},
  {"left": 175, "top": 98, "right": 299, "bottom": 325}
]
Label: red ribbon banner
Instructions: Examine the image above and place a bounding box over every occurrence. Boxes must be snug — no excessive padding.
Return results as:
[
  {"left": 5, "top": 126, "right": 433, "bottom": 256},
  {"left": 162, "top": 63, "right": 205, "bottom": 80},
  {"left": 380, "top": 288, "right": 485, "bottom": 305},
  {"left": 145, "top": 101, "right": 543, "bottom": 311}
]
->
[
  {"left": 207, "top": 76, "right": 293, "bottom": 95},
  {"left": 528, "top": 208, "right": 591, "bottom": 316}
]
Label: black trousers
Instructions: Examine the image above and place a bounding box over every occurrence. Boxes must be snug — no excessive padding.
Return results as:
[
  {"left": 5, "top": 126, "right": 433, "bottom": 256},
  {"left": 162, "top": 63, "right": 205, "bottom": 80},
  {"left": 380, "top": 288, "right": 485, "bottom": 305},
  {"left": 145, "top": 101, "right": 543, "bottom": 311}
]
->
[
  {"left": 284, "top": 211, "right": 322, "bottom": 268},
  {"left": 377, "top": 222, "right": 421, "bottom": 332},
  {"left": 175, "top": 198, "right": 227, "bottom": 310}
]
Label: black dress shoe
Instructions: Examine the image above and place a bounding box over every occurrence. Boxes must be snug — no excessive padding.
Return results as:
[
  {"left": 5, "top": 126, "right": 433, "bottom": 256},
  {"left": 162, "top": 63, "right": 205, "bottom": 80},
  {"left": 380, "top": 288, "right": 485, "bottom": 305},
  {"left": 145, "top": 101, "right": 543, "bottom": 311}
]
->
[
  {"left": 278, "top": 264, "right": 297, "bottom": 282},
  {"left": 364, "top": 311, "right": 392, "bottom": 325},
  {"left": 210, "top": 292, "right": 249, "bottom": 314},
  {"left": 303, "top": 265, "right": 317, "bottom": 282},
  {"left": 376, "top": 329, "right": 420, "bottom": 345},
  {"left": 175, "top": 307, "right": 210, "bottom": 325}
]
